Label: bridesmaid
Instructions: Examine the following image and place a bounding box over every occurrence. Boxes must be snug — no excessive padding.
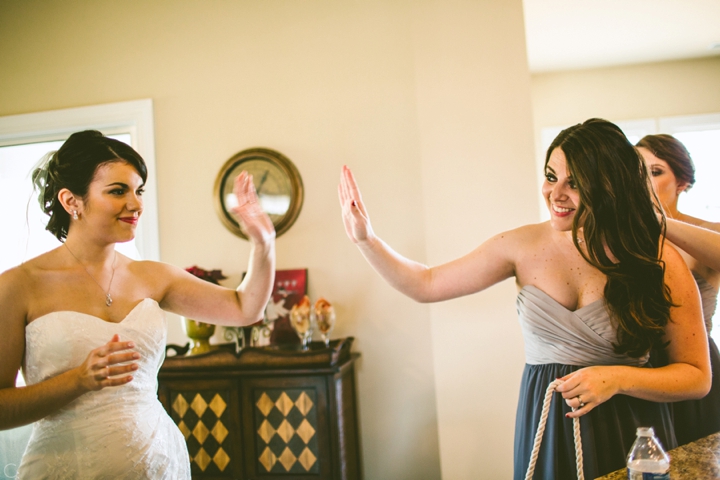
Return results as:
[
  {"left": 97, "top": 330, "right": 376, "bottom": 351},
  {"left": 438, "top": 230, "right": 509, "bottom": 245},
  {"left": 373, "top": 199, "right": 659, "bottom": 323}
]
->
[
  {"left": 339, "top": 118, "right": 710, "bottom": 479},
  {"left": 637, "top": 133, "right": 720, "bottom": 445}
]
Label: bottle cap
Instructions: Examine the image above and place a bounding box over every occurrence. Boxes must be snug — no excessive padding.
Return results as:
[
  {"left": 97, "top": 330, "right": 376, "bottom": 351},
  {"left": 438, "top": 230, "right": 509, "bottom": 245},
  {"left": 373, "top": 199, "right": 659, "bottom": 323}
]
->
[{"left": 636, "top": 426, "right": 655, "bottom": 437}]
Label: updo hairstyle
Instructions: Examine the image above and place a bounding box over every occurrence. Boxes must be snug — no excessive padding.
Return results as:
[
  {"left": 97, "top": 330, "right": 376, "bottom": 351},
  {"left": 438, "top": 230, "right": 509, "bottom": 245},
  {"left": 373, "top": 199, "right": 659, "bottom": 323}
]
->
[
  {"left": 33, "top": 130, "right": 148, "bottom": 241},
  {"left": 636, "top": 134, "right": 696, "bottom": 191}
]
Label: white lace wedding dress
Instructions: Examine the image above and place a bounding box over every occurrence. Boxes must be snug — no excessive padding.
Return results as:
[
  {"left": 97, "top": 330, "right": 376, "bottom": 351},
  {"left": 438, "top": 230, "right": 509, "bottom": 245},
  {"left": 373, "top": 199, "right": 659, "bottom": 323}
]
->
[{"left": 18, "top": 298, "right": 191, "bottom": 479}]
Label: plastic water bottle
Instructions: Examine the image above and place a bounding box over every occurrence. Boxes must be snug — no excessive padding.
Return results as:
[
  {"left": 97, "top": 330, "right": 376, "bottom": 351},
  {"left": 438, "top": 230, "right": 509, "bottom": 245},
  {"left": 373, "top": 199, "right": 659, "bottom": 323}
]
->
[{"left": 626, "top": 426, "right": 670, "bottom": 479}]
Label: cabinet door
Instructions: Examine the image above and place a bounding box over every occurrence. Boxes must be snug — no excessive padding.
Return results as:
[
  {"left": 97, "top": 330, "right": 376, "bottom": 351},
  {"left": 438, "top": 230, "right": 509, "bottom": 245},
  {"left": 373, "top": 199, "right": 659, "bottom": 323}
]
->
[
  {"left": 159, "top": 378, "right": 243, "bottom": 479},
  {"left": 241, "top": 375, "right": 333, "bottom": 479}
]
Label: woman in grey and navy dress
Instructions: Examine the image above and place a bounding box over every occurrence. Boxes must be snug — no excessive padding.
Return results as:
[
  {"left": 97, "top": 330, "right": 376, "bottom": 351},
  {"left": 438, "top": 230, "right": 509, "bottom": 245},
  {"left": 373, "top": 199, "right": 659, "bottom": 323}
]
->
[
  {"left": 338, "top": 119, "right": 711, "bottom": 479},
  {"left": 637, "top": 134, "right": 720, "bottom": 446}
]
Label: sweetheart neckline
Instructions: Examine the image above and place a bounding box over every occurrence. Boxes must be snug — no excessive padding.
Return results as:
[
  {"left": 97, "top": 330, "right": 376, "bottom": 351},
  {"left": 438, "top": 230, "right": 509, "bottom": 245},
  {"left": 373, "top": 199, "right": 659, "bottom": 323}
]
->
[
  {"left": 519, "top": 285, "right": 605, "bottom": 314},
  {"left": 27, "top": 298, "right": 159, "bottom": 328}
]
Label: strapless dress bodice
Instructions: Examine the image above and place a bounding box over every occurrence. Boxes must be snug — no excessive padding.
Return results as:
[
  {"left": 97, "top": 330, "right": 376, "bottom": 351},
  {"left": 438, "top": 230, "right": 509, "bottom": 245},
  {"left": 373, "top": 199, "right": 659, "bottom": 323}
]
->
[
  {"left": 18, "top": 298, "right": 190, "bottom": 480},
  {"left": 516, "top": 285, "right": 648, "bottom": 366}
]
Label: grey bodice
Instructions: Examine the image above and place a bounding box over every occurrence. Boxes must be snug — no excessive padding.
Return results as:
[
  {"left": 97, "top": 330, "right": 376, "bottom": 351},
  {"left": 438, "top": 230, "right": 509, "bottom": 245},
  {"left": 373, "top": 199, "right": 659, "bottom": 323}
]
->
[
  {"left": 692, "top": 270, "right": 718, "bottom": 334},
  {"left": 516, "top": 285, "right": 648, "bottom": 367}
]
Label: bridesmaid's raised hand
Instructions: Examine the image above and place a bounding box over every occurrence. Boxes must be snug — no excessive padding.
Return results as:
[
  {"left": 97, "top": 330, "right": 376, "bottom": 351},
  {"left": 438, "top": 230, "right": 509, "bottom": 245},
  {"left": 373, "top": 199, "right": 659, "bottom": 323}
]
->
[
  {"left": 76, "top": 334, "right": 140, "bottom": 392},
  {"left": 338, "top": 166, "right": 375, "bottom": 244},
  {"left": 231, "top": 171, "right": 276, "bottom": 245}
]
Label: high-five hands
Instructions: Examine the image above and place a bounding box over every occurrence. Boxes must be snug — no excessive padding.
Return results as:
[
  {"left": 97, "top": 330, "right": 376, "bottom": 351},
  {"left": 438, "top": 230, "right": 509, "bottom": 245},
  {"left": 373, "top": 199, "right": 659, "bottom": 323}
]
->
[
  {"left": 338, "top": 166, "right": 375, "bottom": 244},
  {"left": 231, "top": 171, "right": 276, "bottom": 245},
  {"left": 76, "top": 334, "right": 140, "bottom": 391}
]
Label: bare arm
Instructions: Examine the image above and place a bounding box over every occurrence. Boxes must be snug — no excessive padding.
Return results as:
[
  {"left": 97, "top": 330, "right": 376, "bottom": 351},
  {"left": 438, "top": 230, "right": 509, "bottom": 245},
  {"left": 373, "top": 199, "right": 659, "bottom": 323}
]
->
[
  {"left": 665, "top": 217, "right": 720, "bottom": 271},
  {"left": 559, "top": 245, "right": 710, "bottom": 417},
  {"left": 159, "top": 172, "right": 275, "bottom": 325},
  {"left": 338, "top": 166, "right": 516, "bottom": 303},
  {"left": 0, "top": 270, "right": 138, "bottom": 430}
]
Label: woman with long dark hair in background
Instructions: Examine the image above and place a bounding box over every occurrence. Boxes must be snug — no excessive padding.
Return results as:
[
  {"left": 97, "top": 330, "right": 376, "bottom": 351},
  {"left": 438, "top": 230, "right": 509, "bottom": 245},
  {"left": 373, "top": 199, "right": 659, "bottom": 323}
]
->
[
  {"left": 339, "top": 119, "right": 710, "bottom": 479},
  {"left": 637, "top": 133, "right": 720, "bottom": 446}
]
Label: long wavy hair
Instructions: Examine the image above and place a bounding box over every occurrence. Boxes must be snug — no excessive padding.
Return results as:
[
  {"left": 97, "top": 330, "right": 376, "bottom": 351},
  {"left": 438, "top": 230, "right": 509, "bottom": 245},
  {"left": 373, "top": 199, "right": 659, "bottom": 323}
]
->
[
  {"left": 547, "top": 118, "right": 673, "bottom": 357},
  {"left": 33, "top": 130, "right": 147, "bottom": 241}
]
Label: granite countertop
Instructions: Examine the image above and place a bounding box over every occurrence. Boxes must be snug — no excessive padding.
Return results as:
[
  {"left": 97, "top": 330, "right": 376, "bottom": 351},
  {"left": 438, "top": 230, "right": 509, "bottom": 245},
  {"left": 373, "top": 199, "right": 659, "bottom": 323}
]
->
[{"left": 597, "top": 432, "right": 720, "bottom": 480}]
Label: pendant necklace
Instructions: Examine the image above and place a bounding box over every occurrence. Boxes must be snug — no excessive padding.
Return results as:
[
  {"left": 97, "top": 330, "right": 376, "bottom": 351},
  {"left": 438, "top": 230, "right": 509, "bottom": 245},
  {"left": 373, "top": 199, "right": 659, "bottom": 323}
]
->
[{"left": 64, "top": 243, "right": 117, "bottom": 307}]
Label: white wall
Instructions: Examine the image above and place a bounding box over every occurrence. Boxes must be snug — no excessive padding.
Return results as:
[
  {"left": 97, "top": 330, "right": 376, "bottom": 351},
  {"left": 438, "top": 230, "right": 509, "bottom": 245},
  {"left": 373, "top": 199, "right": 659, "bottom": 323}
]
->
[{"left": 0, "top": 1, "right": 536, "bottom": 477}]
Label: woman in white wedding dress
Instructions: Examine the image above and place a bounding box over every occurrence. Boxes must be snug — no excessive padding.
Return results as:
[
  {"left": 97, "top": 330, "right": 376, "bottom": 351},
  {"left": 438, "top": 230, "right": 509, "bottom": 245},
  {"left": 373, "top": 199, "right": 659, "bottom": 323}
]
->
[{"left": 0, "top": 131, "right": 276, "bottom": 479}]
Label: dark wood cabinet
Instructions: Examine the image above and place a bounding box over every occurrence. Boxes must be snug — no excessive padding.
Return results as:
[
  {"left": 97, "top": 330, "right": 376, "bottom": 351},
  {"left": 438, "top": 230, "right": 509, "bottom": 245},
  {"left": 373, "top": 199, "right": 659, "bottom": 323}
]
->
[{"left": 158, "top": 338, "right": 362, "bottom": 480}]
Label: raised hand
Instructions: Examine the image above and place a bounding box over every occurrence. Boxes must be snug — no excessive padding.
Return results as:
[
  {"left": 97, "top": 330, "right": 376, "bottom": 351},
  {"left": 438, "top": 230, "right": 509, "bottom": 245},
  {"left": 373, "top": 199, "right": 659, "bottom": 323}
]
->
[
  {"left": 76, "top": 334, "right": 140, "bottom": 392},
  {"left": 338, "top": 165, "right": 375, "bottom": 244},
  {"left": 231, "top": 171, "right": 276, "bottom": 245}
]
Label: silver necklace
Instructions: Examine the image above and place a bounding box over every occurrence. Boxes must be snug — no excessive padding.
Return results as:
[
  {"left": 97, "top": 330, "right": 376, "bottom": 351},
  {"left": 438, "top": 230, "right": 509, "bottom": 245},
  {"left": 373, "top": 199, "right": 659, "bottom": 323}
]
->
[{"left": 64, "top": 243, "right": 117, "bottom": 307}]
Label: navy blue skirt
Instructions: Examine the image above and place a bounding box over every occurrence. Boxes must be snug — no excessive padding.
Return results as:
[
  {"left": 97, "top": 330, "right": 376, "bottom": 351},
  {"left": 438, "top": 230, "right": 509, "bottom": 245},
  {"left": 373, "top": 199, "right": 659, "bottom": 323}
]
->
[{"left": 514, "top": 363, "right": 676, "bottom": 480}]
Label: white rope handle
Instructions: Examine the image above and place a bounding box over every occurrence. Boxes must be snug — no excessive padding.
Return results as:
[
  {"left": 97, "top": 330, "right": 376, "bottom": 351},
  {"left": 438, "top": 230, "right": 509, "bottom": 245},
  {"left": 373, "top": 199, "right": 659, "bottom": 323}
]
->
[{"left": 524, "top": 379, "right": 584, "bottom": 480}]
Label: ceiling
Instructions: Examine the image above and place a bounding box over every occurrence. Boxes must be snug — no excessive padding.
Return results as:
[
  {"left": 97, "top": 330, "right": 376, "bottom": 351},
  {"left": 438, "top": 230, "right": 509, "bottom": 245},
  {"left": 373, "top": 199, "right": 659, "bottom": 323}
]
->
[{"left": 523, "top": 0, "right": 720, "bottom": 73}]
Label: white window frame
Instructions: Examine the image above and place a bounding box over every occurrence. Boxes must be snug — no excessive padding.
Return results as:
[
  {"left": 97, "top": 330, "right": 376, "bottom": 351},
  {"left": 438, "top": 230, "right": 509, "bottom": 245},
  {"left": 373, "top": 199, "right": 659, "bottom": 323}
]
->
[{"left": 0, "top": 99, "right": 160, "bottom": 261}]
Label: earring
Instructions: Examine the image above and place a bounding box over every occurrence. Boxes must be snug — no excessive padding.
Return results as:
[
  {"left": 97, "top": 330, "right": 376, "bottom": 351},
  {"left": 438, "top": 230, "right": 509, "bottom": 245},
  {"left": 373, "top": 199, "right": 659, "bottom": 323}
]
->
[{"left": 72, "top": 210, "right": 78, "bottom": 220}]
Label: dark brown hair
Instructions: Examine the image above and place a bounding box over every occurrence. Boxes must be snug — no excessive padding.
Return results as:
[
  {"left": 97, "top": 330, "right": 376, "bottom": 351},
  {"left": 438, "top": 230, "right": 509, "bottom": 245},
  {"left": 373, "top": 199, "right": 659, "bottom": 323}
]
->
[
  {"left": 636, "top": 134, "right": 695, "bottom": 190},
  {"left": 33, "top": 130, "right": 148, "bottom": 241},
  {"left": 547, "top": 119, "right": 672, "bottom": 358}
]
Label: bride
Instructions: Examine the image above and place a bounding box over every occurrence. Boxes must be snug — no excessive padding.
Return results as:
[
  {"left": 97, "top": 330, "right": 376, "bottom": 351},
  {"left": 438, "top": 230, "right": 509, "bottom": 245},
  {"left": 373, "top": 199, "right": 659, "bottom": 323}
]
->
[{"left": 0, "top": 130, "right": 275, "bottom": 479}]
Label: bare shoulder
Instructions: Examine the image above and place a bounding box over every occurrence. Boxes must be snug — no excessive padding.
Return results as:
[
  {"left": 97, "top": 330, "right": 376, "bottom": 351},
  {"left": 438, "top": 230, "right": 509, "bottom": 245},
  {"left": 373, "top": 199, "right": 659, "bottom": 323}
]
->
[
  {"left": 661, "top": 243, "right": 694, "bottom": 287},
  {"left": 485, "top": 222, "right": 548, "bottom": 247},
  {"left": 125, "top": 258, "right": 190, "bottom": 293},
  {"left": 126, "top": 258, "right": 184, "bottom": 283},
  {"left": 0, "top": 264, "right": 32, "bottom": 325}
]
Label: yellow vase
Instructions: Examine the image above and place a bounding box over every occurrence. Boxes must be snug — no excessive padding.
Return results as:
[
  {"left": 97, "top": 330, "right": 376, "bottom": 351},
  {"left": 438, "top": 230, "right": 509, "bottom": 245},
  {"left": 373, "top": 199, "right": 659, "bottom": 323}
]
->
[{"left": 183, "top": 318, "right": 216, "bottom": 355}]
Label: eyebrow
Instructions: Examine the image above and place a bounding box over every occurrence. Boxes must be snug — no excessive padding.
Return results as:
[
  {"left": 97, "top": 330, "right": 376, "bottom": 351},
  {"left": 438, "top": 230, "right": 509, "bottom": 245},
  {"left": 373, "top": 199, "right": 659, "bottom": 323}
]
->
[
  {"left": 545, "top": 165, "right": 556, "bottom": 173},
  {"left": 105, "top": 182, "right": 145, "bottom": 189}
]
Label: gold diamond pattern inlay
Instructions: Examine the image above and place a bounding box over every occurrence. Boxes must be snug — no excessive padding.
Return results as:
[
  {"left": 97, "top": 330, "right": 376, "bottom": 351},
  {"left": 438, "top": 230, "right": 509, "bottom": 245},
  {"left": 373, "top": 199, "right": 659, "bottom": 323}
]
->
[
  {"left": 275, "top": 392, "right": 294, "bottom": 416},
  {"left": 191, "top": 393, "right": 208, "bottom": 417},
  {"left": 296, "top": 419, "right": 316, "bottom": 443},
  {"left": 211, "top": 420, "right": 229, "bottom": 443},
  {"left": 193, "top": 420, "right": 210, "bottom": 444},
  {"left": 276, "top": 419, "right": 295, "bottom": 443},
  {"left": 172, "top": 394, "right": 189, "bottom": 417},
  {"left": 295, "top": 391, "right": 314, "bottom": 415},
  {"left": 298, "top": 447, "right": 317, "bottom": 471},
  {"left": 256, "top": 392, "right": 274, "bottom": 416},
  {"left": 257, "top": 419, "right": 276, "bottom": 443},
  {"left": 208, "top": 393, "right": 227, "bottom": 417},
  {"left": 258, "top": 446, "right": 277, "bottom": 472},
  {"left": 213, "top": 447, "right": 231, "bottom": 472},
  {"left": 278, "top": 446, "right": 297, "bottom": 471},
  {"left": 194, "top": 447, "right": 212, "bottom": 472},
  {"left": 177, "top": 420, "right": 191, "bottom": 440}
]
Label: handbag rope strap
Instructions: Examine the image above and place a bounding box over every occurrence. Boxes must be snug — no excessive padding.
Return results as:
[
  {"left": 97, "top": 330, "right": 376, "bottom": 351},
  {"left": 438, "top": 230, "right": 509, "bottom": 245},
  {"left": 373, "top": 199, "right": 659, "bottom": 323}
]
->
[{"left": 524, "top": 379, "right": 584, "bottom": 480}]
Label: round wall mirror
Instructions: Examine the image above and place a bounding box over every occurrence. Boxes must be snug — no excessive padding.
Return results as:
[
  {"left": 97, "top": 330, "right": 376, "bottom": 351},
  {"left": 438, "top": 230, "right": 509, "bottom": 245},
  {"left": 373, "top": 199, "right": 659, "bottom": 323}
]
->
[{"left": 214, "top": 148, "right": 304, "bottom": 239}]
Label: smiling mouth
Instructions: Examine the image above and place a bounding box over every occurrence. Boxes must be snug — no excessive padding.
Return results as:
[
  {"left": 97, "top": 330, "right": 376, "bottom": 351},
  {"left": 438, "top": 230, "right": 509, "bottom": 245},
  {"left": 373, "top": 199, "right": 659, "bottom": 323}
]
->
[
  {"left": 119, "top": 217, "right": 138, "bottom": 224},
  {"left": 551, "top": 204, "right": 574, "bottom": 214}
]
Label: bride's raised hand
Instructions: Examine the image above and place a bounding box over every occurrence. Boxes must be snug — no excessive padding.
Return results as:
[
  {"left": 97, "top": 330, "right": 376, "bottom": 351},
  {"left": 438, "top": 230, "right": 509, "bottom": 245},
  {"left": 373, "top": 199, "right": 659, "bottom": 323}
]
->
[
  {"left": 76, "top": 334, "right": 140, "bottom": 392},
  {"left": 338, "top": 165, "right": 375, "bottom": 244},
  {"left": 231, "top": 171, "right": 276, "bottom": 245}
]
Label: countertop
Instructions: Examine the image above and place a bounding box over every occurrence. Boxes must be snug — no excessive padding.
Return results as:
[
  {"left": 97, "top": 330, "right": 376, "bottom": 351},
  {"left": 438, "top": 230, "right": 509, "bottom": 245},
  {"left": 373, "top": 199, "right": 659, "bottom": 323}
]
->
[{"left": 597, "top": 432, "right": 720, "bottom": 479}]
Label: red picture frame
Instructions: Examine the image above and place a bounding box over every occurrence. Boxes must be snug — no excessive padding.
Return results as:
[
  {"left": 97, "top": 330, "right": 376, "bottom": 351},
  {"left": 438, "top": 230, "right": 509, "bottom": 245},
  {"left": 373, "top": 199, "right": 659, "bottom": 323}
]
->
[{"left": 266, "top": 269, "right": 308, "bottom": 345}]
